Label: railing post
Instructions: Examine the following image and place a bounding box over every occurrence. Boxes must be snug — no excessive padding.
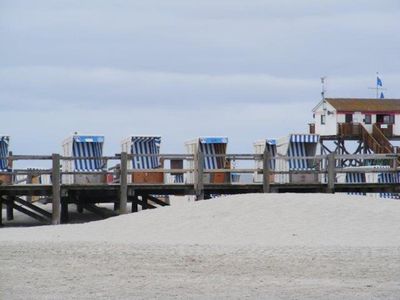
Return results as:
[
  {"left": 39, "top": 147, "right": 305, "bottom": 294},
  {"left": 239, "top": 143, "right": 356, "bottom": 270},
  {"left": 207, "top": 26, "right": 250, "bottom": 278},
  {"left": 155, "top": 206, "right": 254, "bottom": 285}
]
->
[
  {"left": 52, "top": 153, "right": 61, "bottom": 225},
  {"left": 194, "top": 150, "right": 204, "bottom": 200},
  {"left": 263, "top": 149, "right": 271, "bottom": 193},
  {"left": 119, "top": 152, "right": 128, "bottom": 214},
  {"left": 327, "top": 153, "right": 335, "bottom": 193}
]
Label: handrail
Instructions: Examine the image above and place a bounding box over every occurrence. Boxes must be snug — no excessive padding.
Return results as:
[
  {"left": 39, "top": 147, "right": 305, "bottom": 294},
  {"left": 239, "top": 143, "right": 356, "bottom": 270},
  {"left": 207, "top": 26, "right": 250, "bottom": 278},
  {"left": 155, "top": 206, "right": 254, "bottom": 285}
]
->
[
  {"left": 372, "top": 124, "right": 394, "bottom": 153},
  {"left": 1, "top": 152, "right": 399, "bottom": 188},
  {"left": 3, "top": 151, "right": 400, "bottom": 226}
]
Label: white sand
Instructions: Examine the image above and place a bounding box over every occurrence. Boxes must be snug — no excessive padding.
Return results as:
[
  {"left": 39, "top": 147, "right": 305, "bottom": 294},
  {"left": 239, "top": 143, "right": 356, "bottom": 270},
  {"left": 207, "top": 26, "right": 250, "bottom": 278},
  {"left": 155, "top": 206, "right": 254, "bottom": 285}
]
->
[{"left": 1, "top": 193, "right": 400, "bottom": 299}]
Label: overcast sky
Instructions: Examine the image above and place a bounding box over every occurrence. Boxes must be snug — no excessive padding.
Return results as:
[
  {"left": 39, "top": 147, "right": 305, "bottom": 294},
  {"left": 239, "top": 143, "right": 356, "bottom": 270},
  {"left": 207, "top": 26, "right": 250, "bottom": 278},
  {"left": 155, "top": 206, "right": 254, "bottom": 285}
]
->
[{"left": 1, "top": 0, "right": 400, "bottom": 156}]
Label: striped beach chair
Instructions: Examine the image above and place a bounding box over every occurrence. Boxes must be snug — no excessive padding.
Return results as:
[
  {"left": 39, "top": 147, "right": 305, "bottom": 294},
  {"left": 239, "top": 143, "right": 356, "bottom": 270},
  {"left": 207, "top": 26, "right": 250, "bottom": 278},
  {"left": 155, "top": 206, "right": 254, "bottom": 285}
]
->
[
  {"left": 288, "top": 134, "right": 319, "bottom": 170},
  {"left": 0, "top": 136, "right": 11, "bottom": 185},
  {"left": 346, "top": 172, "right": 366, "bottom": 196}
]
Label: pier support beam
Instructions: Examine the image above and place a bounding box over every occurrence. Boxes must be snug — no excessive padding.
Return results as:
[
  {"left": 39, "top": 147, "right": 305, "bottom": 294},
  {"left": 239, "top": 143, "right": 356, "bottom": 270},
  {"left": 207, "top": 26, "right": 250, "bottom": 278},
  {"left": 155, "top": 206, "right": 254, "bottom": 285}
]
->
[
  {"left": 131, "top": 195, "right": 138, "bottom": 213},
  {"left": 61, "top": 197, "right": 69, "bottom": 224},
  {"left": 6, "top": 196, "right": 14, "bottom": 221},
  {"left": 327, "top": 153, "right": 335, "bottom": 193},
  {"left": 119, "top": 152, "right": 128, "bottom": 214},
  {"left": 263, "top": 149, "right": 271, "bottom": 193},
  {"left": 141, "top": 195, "right": 148, "bottom": 210},
  {"left": 52, "top": 153, "right": 61, "bottom": 225},
  {"left": 194, "top": 150, "right": 204, "bottom": 200}
]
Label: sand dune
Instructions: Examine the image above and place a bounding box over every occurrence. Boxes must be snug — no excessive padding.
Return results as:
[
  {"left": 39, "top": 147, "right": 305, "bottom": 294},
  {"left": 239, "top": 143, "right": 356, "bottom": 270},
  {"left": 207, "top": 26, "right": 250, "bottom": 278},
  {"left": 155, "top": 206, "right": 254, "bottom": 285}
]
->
[
  {"left": 1, "top": 194, "right": 400, "bottom": 299},
  {"left": 1, "top": 193, "right": 400, "bottom": 247}
]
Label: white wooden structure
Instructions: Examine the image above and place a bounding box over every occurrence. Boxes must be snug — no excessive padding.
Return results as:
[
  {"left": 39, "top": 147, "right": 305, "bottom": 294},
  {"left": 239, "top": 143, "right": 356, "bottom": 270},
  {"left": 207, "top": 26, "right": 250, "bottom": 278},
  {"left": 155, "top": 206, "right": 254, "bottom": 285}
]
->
[
  {"left": 0, "top": 136, "right": 11, "bottom": 185},
  {"left": 253, "top": 134, "right": 320, "bottom": 184},
  {"left": 121, "top": 135, "right": 163, "bottom": 184},
  {"left": 311, "top": 98, "right": 400, "bottom": 136},
  {"left": 62, "top": 135, "right": 106, "bottom": 184},
  {"left": 185, "top": 137, "right": 229, "bottom": 184},
  {"left": 253, "top": 139, "right": 276, "bottom": 183}
]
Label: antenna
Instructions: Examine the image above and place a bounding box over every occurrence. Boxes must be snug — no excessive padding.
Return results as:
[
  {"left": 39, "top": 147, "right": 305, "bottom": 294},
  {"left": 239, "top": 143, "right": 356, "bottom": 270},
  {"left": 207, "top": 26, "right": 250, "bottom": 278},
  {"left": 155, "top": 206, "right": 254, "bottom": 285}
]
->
[
  {"left": 321, "top": 76, "right": 327, "bottom": 114},
  {"left": 321, "top": 76, "right": 326, "bottom": 100}
]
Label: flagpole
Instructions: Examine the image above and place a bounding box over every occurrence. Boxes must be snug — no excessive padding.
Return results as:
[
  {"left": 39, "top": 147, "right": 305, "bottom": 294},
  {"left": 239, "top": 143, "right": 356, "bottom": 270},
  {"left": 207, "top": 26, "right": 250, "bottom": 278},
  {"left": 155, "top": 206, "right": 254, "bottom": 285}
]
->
[{"left": 369, "top": 72, "right": 386, "bottom": 98}]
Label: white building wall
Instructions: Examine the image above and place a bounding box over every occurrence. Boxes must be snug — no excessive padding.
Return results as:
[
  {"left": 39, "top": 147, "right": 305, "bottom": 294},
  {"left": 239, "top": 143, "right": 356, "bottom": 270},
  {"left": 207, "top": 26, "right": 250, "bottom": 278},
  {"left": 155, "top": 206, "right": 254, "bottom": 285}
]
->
[
  {"left": 394, "top": 115, "right": 400, "bottom": 135},
  {"left": 313, "top": 99, "right": 400, "bottom": 137},
  {"left": 314, "top": 102, "right": 337, "bottom": 136},
  {"left": 337, "top": 114, "right": 345, "bottom": 123}
]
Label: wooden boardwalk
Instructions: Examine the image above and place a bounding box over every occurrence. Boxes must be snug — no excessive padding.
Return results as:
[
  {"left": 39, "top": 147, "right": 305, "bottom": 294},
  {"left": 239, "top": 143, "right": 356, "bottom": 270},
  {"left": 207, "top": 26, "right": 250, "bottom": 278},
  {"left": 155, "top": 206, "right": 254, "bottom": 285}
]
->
[{"left": 1, "top": 152, "right": 400, "bottom": 226}]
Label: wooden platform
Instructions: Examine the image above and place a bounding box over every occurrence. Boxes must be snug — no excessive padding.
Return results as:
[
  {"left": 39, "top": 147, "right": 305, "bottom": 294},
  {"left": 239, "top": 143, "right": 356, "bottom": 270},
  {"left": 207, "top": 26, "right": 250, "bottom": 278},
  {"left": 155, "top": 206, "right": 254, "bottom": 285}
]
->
[{"left": 2, "top": 151, "right": 400, "bottom": 226}]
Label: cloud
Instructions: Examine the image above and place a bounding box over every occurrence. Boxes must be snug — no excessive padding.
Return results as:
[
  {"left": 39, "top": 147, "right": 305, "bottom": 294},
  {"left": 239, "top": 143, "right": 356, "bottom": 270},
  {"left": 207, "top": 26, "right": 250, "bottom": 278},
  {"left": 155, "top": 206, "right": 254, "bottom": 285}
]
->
[
  {"left": 0, "top": 0, "right": 399, "bottom": 155},
  {"left": 1, "top": 0, "right": 399, "bottom": 76},
  {"left": 0, "top": 66, "right": 322, "bottom": 111},
  {"left": 2, "top": 66, "right": 399, "bottom": 112}
]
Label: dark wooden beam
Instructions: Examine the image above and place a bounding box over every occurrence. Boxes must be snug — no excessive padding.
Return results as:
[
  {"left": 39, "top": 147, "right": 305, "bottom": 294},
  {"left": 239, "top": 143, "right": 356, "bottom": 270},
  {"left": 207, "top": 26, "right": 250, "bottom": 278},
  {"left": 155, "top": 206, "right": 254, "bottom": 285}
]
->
[
  {"left": 13, "top": 196, "right": 52, "bottom": 219},
  {"left": 130, "top": 195, "right": 139, "bottom": 213},
  {"left": 6, "top": 196, "right": 14, "bottom": 221},
  {"left": 61, "top": 197, "right": 69, "bottom": 224},
  {"left": 146, "top": 195, "right": 170, "bottom": 206},
  {"left": 81, "top": 203, "right": 119, "bottom": 218},
  {"left": 3, "top": 198, "right": 49, "bottom": 224}
]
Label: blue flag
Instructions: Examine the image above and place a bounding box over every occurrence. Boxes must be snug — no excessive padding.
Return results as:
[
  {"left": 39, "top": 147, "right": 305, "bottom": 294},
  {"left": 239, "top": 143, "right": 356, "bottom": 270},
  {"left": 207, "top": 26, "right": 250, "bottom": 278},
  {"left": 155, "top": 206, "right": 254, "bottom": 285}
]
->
[
  {"left": 377, "top": 76, "right": 383, "bottom": 87},
  {"left": 380, "top": 92, "right": 385, "bottom": 99}
]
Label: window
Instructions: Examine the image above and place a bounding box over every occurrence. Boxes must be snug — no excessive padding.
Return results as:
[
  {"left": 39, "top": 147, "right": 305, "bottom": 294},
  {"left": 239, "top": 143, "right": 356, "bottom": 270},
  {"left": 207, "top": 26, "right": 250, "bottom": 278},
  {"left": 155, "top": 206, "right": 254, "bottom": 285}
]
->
[
  {"left": 377, "top": 114, "right": 395, "bottom": 124},
  {"left": 383, "top": 115, "right": 395, "bottom": 124},
  {"left": 345, "top": 114, "right": 353, "bottom": 123},
  {"left": 321, "top": 114, "right": 326, "bottom": 125},
  {"left": 364, "top": 114, "right": 371, "bottom": 124}
]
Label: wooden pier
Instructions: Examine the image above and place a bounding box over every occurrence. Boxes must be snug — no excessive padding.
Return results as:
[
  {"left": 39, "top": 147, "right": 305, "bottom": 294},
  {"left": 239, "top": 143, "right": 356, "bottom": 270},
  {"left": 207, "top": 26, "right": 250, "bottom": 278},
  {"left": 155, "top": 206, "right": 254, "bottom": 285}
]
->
[{"left": 1, "top": 152, "right": 400, "bottom": 226}]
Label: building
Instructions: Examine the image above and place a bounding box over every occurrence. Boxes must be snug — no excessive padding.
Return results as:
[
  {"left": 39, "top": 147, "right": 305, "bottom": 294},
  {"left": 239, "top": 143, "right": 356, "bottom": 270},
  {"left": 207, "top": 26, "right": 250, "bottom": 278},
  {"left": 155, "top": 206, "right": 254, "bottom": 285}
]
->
[{"left": 311, "top": 98, "right": 400, "bottom": 138}]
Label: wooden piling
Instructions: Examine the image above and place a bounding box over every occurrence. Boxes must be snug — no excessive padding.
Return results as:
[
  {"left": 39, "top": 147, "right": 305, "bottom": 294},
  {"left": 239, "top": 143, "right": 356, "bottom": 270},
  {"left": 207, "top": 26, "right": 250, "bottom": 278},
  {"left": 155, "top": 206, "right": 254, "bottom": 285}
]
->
[
  {"left": 131, "top": 195, "right": 138, "bottom": 213},
  {"left": 194, "top": 150, "right": 204, "bottom": 200},
  {"left": 51, "top": 153, "right": 61, "bottom": 225},
  {"left": 263, "top": 149, "right": 271, "bottom": 193},
  {"left": 6, "top": 196, "right": 14, "bottom": 220},
  {"left": 327, "top": 153, "right": 335, "bottom": 193},
  {"left": 119, "top": 152, "right": 128, "bottom": 214},
  {"left": 61, "top": 197, "right": 69, "bottom": 224},
  {"left": 142, "top": 195, "right": 148, "bottom": 210}
]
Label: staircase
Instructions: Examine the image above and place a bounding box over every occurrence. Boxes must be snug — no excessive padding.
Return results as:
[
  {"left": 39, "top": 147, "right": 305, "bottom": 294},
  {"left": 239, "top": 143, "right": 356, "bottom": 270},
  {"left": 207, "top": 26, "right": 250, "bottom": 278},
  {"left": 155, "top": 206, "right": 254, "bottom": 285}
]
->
[
  {"left": 358, "top": 124, "right": 400, "bottom": 165},
  {"left": 372, "top": 124, "right": 398, "bottom": 154},
  {"left": 338, "top": 122, "right": 399, "bottom": 158}
]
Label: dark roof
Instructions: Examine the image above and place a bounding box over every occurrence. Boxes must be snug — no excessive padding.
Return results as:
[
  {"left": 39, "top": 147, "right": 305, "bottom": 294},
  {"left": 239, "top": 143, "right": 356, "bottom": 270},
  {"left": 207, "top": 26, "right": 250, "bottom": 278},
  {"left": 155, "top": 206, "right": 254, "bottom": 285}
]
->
[{"left": 325, "top": 98, "right": 400, "bottom": 112}]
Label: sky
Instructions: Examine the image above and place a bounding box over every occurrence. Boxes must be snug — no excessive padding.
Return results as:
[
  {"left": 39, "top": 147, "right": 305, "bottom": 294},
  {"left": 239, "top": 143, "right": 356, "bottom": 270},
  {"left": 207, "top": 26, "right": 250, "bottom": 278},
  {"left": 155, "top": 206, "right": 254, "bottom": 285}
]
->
[{"left": 1, "top": 0, "right": 400, "bottom": 157}]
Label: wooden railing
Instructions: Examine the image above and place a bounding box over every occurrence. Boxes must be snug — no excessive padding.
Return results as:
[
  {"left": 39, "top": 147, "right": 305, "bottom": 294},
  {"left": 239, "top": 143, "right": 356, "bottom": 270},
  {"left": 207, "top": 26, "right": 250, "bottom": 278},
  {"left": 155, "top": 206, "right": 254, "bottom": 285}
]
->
[
  {"left": 337, "top": 123, "right": 362, "bottom": 137},
  {"left": 359, "top": 124, "right": 387, "bottom": 154},
  {"left": 337, "top": 123, "right": 397, "bottom": 157},
  {"left": 375, "top": 123, "right": 394, "bottom": 137},
  {"left": 372, "top": 124, "right": 395, "bottom": 153},
  {"left": 1, "top": 152, "right": 400, "bottom": 224}
]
